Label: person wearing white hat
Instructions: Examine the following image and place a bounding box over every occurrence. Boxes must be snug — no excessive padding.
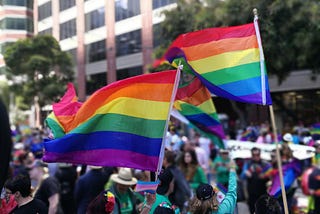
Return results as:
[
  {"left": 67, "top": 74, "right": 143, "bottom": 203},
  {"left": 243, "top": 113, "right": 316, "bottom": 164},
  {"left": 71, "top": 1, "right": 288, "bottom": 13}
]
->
[{"left": 109, "top": 168, "right": 138, "bottom": 214}]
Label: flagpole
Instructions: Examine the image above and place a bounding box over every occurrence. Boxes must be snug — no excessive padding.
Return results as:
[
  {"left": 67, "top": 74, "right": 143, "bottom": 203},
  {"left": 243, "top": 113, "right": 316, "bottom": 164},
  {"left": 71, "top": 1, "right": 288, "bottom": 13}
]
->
[
  {"left": 253, "top": 8, "right": 289, "bottom": 214},
  {"left": 269, "top": 105, "right": 289, "bottom": 214},
  {"left": 156, "top": 66, "right": 181, "bottom": 179}
]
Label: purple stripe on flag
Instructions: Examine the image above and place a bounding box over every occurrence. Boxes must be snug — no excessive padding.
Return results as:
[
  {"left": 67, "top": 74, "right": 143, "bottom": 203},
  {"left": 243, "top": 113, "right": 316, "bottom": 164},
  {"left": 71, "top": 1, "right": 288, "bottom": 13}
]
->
[{"left": 43, "top": 149, "right": 159, "bottom": 171}]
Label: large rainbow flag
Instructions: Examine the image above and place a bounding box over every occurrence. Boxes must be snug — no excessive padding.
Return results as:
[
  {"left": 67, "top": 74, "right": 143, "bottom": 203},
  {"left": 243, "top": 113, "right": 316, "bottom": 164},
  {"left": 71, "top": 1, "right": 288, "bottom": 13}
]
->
[
  {"left": 43, "top": 70, "right": 180, "bottom": 172},
  {"left": 163, "top": 22, "right": 272, "bottom": 105}
]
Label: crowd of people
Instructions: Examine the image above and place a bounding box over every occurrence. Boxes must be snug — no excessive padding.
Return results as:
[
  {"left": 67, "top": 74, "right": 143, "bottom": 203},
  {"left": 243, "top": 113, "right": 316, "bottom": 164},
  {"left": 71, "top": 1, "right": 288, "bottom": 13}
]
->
[{"left": 1, "top": 98, "right": 320, "bottom": 213}]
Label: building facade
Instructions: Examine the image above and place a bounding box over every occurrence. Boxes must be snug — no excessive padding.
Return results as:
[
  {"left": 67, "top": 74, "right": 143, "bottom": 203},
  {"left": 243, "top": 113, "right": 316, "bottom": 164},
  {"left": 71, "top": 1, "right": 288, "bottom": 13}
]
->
[{"left": 0, "top": 0, "right": 33, "bottom": 68}]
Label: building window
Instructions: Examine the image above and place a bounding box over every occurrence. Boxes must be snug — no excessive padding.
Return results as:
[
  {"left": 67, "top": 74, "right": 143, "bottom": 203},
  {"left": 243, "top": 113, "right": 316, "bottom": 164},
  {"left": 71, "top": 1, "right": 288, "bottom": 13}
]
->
[
  {"left": 0, "top": 17, "right": 33, "bottom": 32},
  {"left": 60, "top": 19, "right": 76, "bottom": 40},
  {"left": 115, "top": 0, "right": 140, "bottom": 21},
  {"left": 116, "top": 29, "right": 141, "bottom": 57},
  {"left": 86, "top": 39, "right": 106, "bottom": 63},
  {"left": 38, "top": 28, "right": 52, "bottom": 35},
  {"left": 59, "top": 0, "right": 75, "bottom": 11},
  {"left": 152, "top": 0, "right": 176, "bottom": 9},
  {"left": 117, "top": 66, "right": 142, "bottom": 80},
  {"left": 65, "top": 48, "right": 77, "bottom": 65},
  {"left": 0, "top": 0, "right": 33, "bottom": 8},
  {"left": 153, "top": 24, "right": 164, "bottom": 48},
  {"left": 85, "top": 7, "right": 105, "bottom": 32},
  {"left": 86, "top": 73, "right": 107, "bottom": 95},
  {"left": 38, "top": 2, "right": 52, "bottom": 20}
]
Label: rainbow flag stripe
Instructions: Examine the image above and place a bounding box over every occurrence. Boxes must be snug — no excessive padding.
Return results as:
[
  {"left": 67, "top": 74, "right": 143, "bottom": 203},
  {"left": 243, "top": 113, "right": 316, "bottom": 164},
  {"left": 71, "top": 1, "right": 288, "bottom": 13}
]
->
[
  {"left": 165, "top": 23, "right": 272, "bottom": 105},
  {"left": 43, "top": 70, "right": 179, "bottom": 171}
]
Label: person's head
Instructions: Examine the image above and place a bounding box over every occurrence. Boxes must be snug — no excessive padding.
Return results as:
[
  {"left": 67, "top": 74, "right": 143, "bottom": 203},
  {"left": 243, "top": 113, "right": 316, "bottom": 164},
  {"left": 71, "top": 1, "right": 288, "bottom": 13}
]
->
[
  {"left": 182, "top": 149, "right": 198, "bottom": 165},
  {"left": 5, "top": 174, "right": 32, "bottom": 202},
  {"left": 219, "top": 149, "right": 229, "bottom": 160},
  {"left": 163, "top": 150, "right": 176, "bottom": 168},
  {"left": 254, "top": 194, "right": 282, "bottom": 214},
  {"left": 87, "top": 190, "right": 115, "bottom": 214},
  {"left": 156, "top": 168, "right": 174, "bottom": 196},
  {"left": 189, "top": 183, "right": 218, "bottom": 214},
  {"left": 27, "top": 159, "right": 48, "bottom": 180},
  {"left": 283, "top": 133, "right": 293, "bottom": 143},
  {"left": 251, "top": 147, "right": 261, "bottom": 161},
  {"left": 110, "top": 167, "right": 137, "bottom": 194},
  {"left": 154, "top": 202, "right": 175, "bottom": 214}
]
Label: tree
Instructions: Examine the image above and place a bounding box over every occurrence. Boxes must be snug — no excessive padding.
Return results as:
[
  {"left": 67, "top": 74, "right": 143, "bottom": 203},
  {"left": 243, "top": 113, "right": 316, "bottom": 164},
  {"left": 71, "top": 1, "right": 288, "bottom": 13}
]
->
[
  {"left": 4, "top": 35, "right": 74, "bottom": 109},
  {"left": 156, "top": 0, "right": 320, "bottom": 82}
]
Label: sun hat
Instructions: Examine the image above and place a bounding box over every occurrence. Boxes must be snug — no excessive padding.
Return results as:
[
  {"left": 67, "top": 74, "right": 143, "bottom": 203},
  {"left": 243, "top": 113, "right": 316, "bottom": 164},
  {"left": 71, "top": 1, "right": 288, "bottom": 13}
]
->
[
  {"left": 110, "top": 168, "right": 137, "bottom": 186},
  {"left": 196, "top": 183, "right": 214, "bottom": 201},
  {"left": 156, "top": 168, "right": 173, "bottom": 195},
  {"left": 283, "top": 133, "right": 293, "bottom": 142}
]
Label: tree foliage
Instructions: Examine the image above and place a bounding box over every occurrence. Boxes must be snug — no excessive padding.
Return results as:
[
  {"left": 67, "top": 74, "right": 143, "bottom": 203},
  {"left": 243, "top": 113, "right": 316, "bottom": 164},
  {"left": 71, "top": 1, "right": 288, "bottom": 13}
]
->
[
  {"left": 4, "top": 35, "right": 74, "bottom": 109},
  {"left": 156, "top": 0, "right": 320, "bottom": 82}
]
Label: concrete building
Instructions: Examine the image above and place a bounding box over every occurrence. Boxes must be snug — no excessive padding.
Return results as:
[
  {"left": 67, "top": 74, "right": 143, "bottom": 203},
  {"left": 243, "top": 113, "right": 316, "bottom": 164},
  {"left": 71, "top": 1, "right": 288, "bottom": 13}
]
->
[{"left": 0, "top": 0, "right": 33, "bottom": 68}]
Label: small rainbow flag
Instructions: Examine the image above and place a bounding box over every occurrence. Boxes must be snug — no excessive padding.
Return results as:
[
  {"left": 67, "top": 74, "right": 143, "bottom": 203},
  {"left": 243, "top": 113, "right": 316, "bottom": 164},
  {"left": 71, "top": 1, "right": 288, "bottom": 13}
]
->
[
  {"left": 43, "top": 70, "right": 180, "bottom": 172},
  {"left": 134, "top": 180, "right": 160, "bottom": 193},
  {"left": 174, "top": 69, "right": 225, "bottom": 144},
  {"left": 311, "top": 123, "right": 320, "bottom": 140},
  {"left": 164, "top": 22, "right": 272, "bottom": 105}
]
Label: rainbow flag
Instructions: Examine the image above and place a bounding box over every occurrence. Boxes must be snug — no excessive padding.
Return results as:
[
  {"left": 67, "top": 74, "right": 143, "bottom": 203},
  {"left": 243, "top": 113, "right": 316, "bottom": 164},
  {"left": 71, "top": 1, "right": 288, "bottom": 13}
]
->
[
  {"left": 135, "top": 180, "right": 160, "bottom": 193},
  {"left": 164, "top": 22, "right": 272, "bottom": 105},
  {"left": 45, "top": 83, "right": 82, "bottom": 138},
  {"left": 269, "top": 160, "right": 301, "bottom": 198},
  {"left": 43, "top": 70, "right": 180, "bottom": 172},
  {"left": 311, "top": 123, "right": 320, "bottom": 140},
  {"left": 174, "top": 72, "right": 225, "bottom": 147},
  {"left": 172, "top": 58, "right": 225, "bottom": 143}
]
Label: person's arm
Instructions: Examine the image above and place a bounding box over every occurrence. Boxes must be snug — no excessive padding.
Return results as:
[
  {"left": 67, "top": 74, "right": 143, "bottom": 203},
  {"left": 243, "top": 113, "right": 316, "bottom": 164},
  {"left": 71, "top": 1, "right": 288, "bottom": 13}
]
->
[
  {"left": 139, "top": 193, "right": 155, "bottom": 214},
  {"left": 217, "top": 162, "right": 237, "bottom": 213},
  {"left": 48, "top": 193, "right": 59, "bottom": 214}
]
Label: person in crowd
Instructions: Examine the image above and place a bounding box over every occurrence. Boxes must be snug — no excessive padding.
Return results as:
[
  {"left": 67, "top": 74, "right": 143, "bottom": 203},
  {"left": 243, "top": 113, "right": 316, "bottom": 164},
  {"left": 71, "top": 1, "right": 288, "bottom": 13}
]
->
[
  {"left": 141, "top": 168, "right": 176, "bottom": 214},
  {"left": 254, "top": 194, "right": 282, "bottom": 214},
  {"left": 308, "top": 162, "right": 320, "bottom": 213},
  {"left": 109, "top": 167, "right": 138, "bottom": 214},
  {"left": 154, "top": 202, "right": 175, "bottom": 214},
  {"left": 28, "top": 159, "right": 63, "bottom": 214},
  {"left": 165, "top": 126, "right": 182, "bottom": 152},
  {"left": 162, "top": 150, "right": 191, "bottom": 212},
  {"left": 87, "top": 190, "right": 115, "bottom": 214},
  {"left": 212, "top": 149, "right": 233, "bottom": 188},
  {"left": 240, "top": 147, "right": 271, "bottom": 214},
  {"left": 5, "top": 174, "right": 48, "bottom": 214},
  {"left": 75, "top": 166, "right": 110, "bottom": 214},
  {"left": 0, "top": 98, "right": 12, "bottom": 191},
  {"left": 178, "top": 149, "right": 207, "bottom": 192},
  {"left": 188, "top": 159, "right": 237, "bottom": 214},
  {"left": 54, "top": 163, "right": 78, "bottom": 214}
]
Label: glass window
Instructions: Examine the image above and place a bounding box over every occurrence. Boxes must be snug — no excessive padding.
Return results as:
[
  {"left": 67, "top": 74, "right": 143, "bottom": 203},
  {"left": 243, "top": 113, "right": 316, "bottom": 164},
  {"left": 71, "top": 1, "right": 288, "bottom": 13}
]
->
[
  {"left": 86, "top": 39, "right": 106, "bottom": 63},
  {"left": 152, "top": 0, "right": 176, "bottom": 9},
  {"left": 0, "top": 0, "right": 32, "bottom": 8},
  {"left": 65, "top": 48, "right": 77, "bottom": 65},
  {"left": 116, "top": 29, "right": 141, "bottom": 57},
  {"left": 0, "top": 18, "right": 33, "bottom": 32},
  {"left": 85, "top": 7, "right": 105, "bottom": 32},
  {"left": 86, "top": 73, "right": 107, "bottom": 95},
  {"left": 59, "top": 0, "right": 75, "bottom": 11},
  {"left": 117, "top": 66, "right": 142, "bottom": 80},
  {"left": 153, "top": 24, "right": 164, "bottom": 48},
  {"left": 60, "top": 19, "right": 76, "bottom": 40},
  {"left": 38, "top": 28, "right": 52, "bottom": 35},
  {"left": 38, "top": 2, "right": 52, "bottom": 20},
  {"left": 115, "top": 0, "right": 140, "bottom": 21}
]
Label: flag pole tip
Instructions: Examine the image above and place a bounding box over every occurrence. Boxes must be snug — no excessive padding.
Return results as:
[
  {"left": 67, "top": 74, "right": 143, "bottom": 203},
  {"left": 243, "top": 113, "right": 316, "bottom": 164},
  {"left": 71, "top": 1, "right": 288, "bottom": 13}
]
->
[{"left": 253, "top": 8, "right": 258, "bottom": 16}]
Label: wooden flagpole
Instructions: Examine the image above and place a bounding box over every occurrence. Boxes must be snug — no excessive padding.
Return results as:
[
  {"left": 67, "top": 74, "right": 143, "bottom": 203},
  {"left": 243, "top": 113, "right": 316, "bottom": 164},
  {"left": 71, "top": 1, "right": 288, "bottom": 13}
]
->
[
  {"left": 253, "top": 8, "right": 289, "bottom": 214},
  {"left": 269, "top": 105, "right": 289, "bottom": 214}
]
